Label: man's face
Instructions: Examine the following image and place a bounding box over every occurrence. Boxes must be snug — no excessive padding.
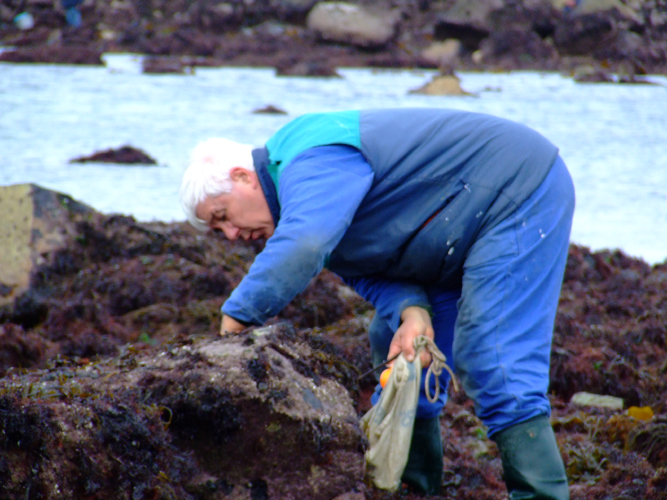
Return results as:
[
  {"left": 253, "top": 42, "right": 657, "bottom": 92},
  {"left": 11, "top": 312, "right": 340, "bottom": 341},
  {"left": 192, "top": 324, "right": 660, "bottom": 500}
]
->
[{"left": 195, "top": 167, "right": 275, "bottom": 241}]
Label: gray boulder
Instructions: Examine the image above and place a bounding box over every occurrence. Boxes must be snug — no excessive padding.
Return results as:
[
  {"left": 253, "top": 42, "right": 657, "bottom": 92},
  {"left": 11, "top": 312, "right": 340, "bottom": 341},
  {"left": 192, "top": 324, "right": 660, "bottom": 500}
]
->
[
  {"left": 306, "top": 2, "right": 400, "bottom": 48},
  {"left": 419, "top": 39, "right": 462, "bottom": 68}
]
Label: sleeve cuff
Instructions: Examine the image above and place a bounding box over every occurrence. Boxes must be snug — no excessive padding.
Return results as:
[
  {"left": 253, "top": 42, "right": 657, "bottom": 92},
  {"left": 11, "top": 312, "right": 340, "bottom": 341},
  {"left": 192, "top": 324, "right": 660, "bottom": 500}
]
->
[
  {"left": 390, "top": 297, "right": 432, "bottom": 332},
  {"left": 221, "top": 301, "right": 267, "bottom": 327}
]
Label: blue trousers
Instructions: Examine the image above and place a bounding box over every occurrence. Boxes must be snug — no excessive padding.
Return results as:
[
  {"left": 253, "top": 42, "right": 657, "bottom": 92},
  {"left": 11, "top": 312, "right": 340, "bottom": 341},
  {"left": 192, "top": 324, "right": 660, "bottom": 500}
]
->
[{"left": 369, "top": 156, "right": 575, "bottom": 437}]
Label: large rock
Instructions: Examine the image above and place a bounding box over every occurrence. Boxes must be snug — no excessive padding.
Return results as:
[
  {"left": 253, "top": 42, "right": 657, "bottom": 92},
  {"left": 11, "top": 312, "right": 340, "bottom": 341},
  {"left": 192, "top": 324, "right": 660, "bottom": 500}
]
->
[
  {"left": 433, "top": 0, "right": 504, "bottom": 50},
  {"left": 419, "top": 39, "right": 462, "bottom": 68},
  {"left": 553, "top": 0, "right": 643, "bottom": 56},
  {"left": 0, "top": 324, "right": 366, "bottom": 499},
  {"left": 0, "top": 184, "right": 93, "bottom": 309},
  {"left": 306, "top": 2, "right": 400, "bottom": 48}
]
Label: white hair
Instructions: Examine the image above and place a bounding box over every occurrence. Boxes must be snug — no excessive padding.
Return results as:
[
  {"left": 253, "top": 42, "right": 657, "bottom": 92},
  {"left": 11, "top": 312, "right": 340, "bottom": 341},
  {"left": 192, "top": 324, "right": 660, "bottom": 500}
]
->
[{"left": 180, "top": 137, "right": 255, "bottom": 231}]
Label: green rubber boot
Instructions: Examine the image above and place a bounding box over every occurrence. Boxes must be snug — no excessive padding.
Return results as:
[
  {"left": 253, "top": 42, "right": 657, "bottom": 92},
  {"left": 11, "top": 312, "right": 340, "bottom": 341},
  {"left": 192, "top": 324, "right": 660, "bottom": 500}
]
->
[
  {"left": 492, "top": 416, "right": 570, "bottom": 500},
  {"left": 401, "top": 417, "right": 443, "bottom": 496}
]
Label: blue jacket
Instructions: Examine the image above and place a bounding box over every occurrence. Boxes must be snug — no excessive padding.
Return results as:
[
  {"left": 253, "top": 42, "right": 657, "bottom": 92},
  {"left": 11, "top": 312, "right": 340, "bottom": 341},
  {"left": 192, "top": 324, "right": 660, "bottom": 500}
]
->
[{"left": 222, "top": 108, "right": 558, "bottom": 330}]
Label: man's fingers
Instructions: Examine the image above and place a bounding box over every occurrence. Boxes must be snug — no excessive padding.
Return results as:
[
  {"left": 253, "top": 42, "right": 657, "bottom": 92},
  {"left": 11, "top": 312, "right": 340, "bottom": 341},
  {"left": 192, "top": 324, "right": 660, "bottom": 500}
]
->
[
  {"left": 402, "top": 341, "right": 416, "bottom": 362},
  {"left": 419, "top": 350, "right": 432, "bottom": 367},
  {"left": 221, "top": 314, "right": 246, "bottom": 335}
]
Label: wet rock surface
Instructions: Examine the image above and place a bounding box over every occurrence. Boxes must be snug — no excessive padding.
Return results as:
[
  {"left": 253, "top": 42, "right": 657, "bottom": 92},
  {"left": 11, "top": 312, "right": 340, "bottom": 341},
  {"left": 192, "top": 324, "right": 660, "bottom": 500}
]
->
[
  {"left": 1, "top": 185, "right": 666, "bottom": 499},
  {"left": 0, "top": 0, "right": 665, "bottom": 75}
]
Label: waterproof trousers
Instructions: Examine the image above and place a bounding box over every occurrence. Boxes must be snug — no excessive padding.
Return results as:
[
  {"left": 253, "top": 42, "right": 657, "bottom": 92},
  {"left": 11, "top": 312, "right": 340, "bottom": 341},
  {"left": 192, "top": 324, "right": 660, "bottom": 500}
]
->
[{"left": 369, "top": 155, "right": 575, "bottom": 436}]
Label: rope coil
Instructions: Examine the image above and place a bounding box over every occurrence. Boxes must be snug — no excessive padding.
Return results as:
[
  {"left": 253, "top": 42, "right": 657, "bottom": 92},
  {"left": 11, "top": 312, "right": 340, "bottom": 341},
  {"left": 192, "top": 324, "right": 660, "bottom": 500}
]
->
[{"left": 413, "top": 336, "right": 458, "bottom": 403}]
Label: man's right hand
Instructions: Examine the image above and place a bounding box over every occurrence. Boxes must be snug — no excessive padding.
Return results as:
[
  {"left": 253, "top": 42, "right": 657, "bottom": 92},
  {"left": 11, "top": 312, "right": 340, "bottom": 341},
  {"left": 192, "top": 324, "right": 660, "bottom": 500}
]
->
[{"left": 386, "top": 306, "right": 434, "bottom": 367}]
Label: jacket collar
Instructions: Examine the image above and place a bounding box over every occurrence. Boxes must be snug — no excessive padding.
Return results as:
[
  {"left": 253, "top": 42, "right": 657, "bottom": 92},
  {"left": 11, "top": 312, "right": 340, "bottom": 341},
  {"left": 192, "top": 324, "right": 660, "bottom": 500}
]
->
[{"left": 252, "top": 147, "right": 281, "bottom": 226}]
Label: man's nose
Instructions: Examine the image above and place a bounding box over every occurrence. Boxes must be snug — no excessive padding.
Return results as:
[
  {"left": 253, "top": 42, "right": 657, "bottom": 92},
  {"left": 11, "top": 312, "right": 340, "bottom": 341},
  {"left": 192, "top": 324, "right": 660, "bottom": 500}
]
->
[
  {"left": 223, "top": 225, "right": 242, "bottom": 240},
  {"left": 213, "top": 221, "right": 240, "bottom": 241}
]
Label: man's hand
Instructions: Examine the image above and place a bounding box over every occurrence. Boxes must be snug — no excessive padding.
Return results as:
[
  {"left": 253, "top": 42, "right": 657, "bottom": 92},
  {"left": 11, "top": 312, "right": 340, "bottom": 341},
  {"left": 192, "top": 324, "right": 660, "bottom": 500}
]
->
[
  {"left": 220, "top": 314, "right": 246, "bottom": 336},
  {"left": 387, "top": 306, "right": 434, "bottom": 367}
]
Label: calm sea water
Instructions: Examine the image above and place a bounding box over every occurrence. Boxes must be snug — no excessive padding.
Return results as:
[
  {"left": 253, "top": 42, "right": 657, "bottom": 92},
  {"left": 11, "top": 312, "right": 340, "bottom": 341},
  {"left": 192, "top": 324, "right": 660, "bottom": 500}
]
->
[{"left": 1, "top": 54, "right": 666, "bottom": 264}]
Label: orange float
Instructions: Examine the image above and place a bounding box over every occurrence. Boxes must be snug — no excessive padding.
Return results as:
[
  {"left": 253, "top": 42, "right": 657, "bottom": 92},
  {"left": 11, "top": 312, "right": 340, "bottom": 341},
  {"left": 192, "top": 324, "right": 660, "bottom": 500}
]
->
[{"left": 379, "top": 367, "right": 392, "bottom": 388}]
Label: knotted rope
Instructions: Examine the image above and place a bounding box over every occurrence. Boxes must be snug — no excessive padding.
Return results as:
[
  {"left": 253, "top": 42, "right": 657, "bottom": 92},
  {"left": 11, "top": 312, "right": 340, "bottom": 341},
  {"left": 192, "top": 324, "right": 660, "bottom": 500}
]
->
[
  {"left": 413, "top": 336, "right": 458, "bottom": 403},
  {"left": 356, "top": 335, "right": 459, "bottom": 403}
]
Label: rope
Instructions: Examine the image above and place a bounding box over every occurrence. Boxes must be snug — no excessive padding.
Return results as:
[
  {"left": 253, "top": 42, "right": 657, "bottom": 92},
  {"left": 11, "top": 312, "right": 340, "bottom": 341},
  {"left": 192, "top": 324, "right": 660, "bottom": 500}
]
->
[{"left": 413, "top": 336, "right": 459, "bottom": 403}]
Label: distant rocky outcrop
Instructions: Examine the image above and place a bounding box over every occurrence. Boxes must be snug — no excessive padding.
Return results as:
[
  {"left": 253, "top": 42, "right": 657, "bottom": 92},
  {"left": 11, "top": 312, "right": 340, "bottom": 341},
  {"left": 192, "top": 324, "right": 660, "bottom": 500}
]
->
[
  {"left": 0, "top": 0, "right": 664, "bottom": 75},
  {"left": 252, "top": 104, "right": 288, "bottom": 114},
  {"left": 0, "top": 44, "right": 103, "bottom": 64},
  {"left": 70, "top": 146, "right": 158, "bottom": 165}
]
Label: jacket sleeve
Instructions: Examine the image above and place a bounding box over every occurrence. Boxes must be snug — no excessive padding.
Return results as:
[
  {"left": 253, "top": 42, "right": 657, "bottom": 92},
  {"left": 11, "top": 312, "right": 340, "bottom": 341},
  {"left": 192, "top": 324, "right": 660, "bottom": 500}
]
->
[
  {"left": 342, "top": 276, "right": 431, "bottom": 332},
  {"left": 222, "top": 145, "right": 374, "bottom": 325}
]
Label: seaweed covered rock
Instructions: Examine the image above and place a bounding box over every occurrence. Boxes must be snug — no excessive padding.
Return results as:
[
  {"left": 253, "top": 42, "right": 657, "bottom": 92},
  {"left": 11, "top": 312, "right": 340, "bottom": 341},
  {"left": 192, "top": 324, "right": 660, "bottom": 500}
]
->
[
  {"left": 551, "top": 245, "right": 667, "bottom": 412},
  {"left": 0, "top": 185, "right": 363, "bottom": 377},
  {"left": 2, "top": 184, "right": 667, "bottom": 499},
  {"left": 0, "top": 324, "right": 366, "bottom": 500}
]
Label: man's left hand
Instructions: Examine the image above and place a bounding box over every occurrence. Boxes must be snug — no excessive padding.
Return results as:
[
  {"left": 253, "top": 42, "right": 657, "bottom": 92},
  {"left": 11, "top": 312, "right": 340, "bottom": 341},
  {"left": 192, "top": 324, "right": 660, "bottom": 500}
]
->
[{"left": 220, "top": 314, "right": 246, "bottom": 336}]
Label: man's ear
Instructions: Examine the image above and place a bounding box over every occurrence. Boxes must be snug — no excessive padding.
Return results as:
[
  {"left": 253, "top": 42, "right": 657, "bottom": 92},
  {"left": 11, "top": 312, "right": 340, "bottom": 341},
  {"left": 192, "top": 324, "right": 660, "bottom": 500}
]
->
[{"left": 229, "top": 167, "right": 255, "bottom": 185}]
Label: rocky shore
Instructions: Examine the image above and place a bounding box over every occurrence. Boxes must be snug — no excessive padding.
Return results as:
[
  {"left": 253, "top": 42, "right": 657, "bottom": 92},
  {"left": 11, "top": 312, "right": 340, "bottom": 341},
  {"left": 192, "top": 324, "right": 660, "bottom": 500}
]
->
[
  {"left": 1, "top": 0, "right": 666, "bottom": 77},
  {"left": 1, "top": 183, "right": 666, "bottom": 500}
]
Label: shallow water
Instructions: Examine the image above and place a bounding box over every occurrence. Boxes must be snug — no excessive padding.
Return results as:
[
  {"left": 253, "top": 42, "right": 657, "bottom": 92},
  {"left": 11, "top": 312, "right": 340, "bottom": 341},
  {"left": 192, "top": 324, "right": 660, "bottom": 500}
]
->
[{"left": 1, "top": 54, "right": 666, "bottom": 264}]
